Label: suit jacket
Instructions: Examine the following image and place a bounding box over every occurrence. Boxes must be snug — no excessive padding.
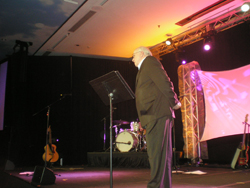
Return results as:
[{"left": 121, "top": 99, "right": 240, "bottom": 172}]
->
[{"left": 135, "top": 56, "right": 179, "bottom": 129}]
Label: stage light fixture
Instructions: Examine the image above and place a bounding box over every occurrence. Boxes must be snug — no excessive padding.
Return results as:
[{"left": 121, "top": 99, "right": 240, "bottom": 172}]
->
[
  {"left": 201, "top": 28, "right": 216, "bottom": 51},
  {"left": 203, "top": 37, "right": 212, "bottom": 51},
  {"left": 13, "top": 40, "right": 33, "bottom": 54},
  {"left": 204, "top": 44, "right": 211, "bottom": 51},
  {"left": 165, "top": 38, "right": 172, "bottom": 46},
  {"left": 181, "top": 60, "right": 187, "bottom": 65},
  {"left": 201, "top": 24, "right": 216, "bottom": 51},
  {"left": 241, "top": 3, "right": 250, "bottom": 12},
  {"left": 174, "top": 48, "right": 187, "bottom": 64}
]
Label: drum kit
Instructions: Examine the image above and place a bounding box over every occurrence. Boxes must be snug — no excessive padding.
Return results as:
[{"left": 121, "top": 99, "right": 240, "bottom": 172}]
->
[{"left": 112, "top": 120, "right": 147, "bottom": 152}]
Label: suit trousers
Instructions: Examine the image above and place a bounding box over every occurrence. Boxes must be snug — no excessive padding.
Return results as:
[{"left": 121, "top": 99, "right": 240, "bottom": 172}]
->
[{"left": 146, "top": 116, "right": 173, "bottom": 188}]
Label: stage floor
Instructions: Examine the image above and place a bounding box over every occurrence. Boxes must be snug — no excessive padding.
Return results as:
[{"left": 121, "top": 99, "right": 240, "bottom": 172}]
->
[{"left": 2, "top": 164, "right": 250, "bottom": 188}]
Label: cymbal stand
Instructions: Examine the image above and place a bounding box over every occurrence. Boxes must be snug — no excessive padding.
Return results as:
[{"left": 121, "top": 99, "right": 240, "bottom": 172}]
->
[
  {"left": 102, "top": 117, "right": 107, "bottom": 151},
  {"left": 139, "top": 133, "right": 142, "bottom": 151},
  {"left": 101, "top": 109, "right": 117, "bottom": 151}
]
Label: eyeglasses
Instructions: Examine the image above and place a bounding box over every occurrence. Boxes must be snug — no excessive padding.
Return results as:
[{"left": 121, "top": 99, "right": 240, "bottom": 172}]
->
[{"left": 132, "top": 51, "right": 141, "bottom": 58}]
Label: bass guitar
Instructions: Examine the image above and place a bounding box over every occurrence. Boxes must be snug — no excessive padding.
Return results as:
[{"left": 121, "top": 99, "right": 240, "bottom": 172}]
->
[{"left": 42, "top": 126, "right": 59, "bottom": 163}]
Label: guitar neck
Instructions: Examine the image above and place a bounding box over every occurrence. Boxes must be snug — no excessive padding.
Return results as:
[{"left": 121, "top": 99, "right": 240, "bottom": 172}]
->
[
  {"left": 242, "top": 114, "right": 249, "bottom": 150},
  {"left": 48, "top": 125, "right": 52, "bottom": 145}
]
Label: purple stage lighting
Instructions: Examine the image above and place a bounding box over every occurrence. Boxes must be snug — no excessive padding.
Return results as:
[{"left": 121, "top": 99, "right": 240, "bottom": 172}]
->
[
  {"left": 203, "top": 35, "right": 214, "bottom": 51},
  {"left": 182, "top": 60, "right": 186, "bottom": 64},
  {"left": 204, "top": 44, "right": 211, "bottom": 51}
]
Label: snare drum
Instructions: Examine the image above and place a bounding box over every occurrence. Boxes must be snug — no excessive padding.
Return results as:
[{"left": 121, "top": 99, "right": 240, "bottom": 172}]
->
[{"left": 116, "top": 131, "right": 138, "bottom": 152}]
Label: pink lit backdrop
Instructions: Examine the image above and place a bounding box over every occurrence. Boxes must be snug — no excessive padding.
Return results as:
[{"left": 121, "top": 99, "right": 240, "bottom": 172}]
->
[{"left": 198, "top": 64, "right": 250, "bottom": 141}]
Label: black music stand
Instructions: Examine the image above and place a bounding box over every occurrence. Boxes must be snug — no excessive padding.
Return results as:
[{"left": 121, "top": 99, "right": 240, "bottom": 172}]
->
[{"left": 89, "top": 71, "right": 135, "bottom": 188}]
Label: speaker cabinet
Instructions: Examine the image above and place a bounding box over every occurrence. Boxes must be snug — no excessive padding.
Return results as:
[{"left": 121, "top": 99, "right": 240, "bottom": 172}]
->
[
  {"left": 4, "top": 160, "right": 15, "bottom": 170},
  {"left": 32, "top": 166, "right": 56, "bottom": 185}
]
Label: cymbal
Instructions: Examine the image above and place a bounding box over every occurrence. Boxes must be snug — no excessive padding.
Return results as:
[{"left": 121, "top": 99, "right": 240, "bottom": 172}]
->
[{"left": 113, "top": 120, "right": 130, "bottom": 125}]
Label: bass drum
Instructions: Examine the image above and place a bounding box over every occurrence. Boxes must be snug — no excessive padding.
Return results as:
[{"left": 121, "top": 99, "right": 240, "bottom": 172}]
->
[{"left": 116, "top": 131, "right": 138, "bottom": 152}]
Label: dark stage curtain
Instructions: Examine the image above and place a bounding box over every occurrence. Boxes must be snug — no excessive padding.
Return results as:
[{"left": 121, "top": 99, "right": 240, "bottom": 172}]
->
[
  {"left": 1, "top": 22, "right": 250, "bottom": 167},
  {"left": 2, "top": 56, "right": 139, "bottom": 166}
]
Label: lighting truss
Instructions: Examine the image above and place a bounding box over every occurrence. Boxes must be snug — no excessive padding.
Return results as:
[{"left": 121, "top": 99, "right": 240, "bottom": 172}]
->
[
  {"left": 151, "top": 8, "right": 250, "bottom": 57},
  {"left": 177, "top": 61, "right": 208, "bottom": 164}
]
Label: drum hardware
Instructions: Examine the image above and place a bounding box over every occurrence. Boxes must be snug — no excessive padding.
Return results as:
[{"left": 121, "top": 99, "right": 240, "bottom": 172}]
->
[
  {"left": 112, "top": 125, "right": 127, "bottom": 137},
  {"left": 130, "top": 121, "right": 147, "bottom": 151},
  {"left": 112, "top": 125, "right": 119, "bottom": 137},
  {"left": 116, "top": 141, "right": 131, "bottom": 145},
  {"left": 137, "top": 132, "right": 146, "bottom": 151},
  {"left": 113, "top": 120, "right": 130, "bottom": 125},
  {"left": 105, "top": 141, "right": 118, "bottom": 152},
  {"left": 113, "top": 120, "right": 130, "bottom": 134},
  {"left": 140, "top": 136, "right": 147, "bottom": 151},
  {"left": 130, "top": 122, "right": 140, "bottom": 132},
  {"left": 139, "top": 129, "right": 146, "bottom": 136}
]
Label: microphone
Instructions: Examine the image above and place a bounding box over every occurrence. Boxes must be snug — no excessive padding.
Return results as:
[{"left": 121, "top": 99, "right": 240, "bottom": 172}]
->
[{"left": 60, "top": 93, "right": 72, "bottom": 97}]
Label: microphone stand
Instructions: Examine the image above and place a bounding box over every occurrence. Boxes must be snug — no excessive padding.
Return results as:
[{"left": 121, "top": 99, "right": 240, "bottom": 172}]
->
[
  {"left": 108, "top": 93, "right": 114, "bottom": 188},
  {"left": 89, "top": 71, "right": 135, "bottom": 188},
  {"left": 32, "top": 95, "right": 69, "bottom": 184}
]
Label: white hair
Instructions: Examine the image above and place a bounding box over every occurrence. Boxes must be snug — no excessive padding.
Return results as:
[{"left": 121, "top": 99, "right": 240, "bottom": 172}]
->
[{"left": 134, "top": 46, "right": 152, "bottom": 56}]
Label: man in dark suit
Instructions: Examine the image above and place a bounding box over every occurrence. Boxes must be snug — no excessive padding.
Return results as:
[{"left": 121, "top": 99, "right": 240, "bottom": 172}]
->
[{"left": 132, "top": 46, "right": 181, "bottom": 188}]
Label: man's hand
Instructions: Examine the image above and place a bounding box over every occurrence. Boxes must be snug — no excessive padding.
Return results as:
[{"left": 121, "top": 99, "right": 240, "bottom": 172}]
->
[{"left": 172, "top": 102, "right": 181, "bottom": 110}]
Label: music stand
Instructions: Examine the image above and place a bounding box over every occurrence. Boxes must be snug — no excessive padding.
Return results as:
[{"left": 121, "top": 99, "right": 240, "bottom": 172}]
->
[{"left": 89, "top": 71, "right": 135, "bottom": 188}]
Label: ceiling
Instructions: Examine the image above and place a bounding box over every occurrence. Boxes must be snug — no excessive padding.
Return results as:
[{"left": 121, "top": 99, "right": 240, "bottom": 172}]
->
[{"left": 1, "top": 0, "right": 250, "bottom": 61}]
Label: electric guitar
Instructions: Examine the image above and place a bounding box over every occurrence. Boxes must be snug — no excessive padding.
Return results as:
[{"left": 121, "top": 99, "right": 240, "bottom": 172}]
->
[
  {"left": 42, "top": 126, "right": 59, "bottom": 163},
  {"left": 231, "top": 114, "right": 249, "bottom": 169},
  {"left": 238, "top": 114, "right": 249, "bottom": 166}
]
